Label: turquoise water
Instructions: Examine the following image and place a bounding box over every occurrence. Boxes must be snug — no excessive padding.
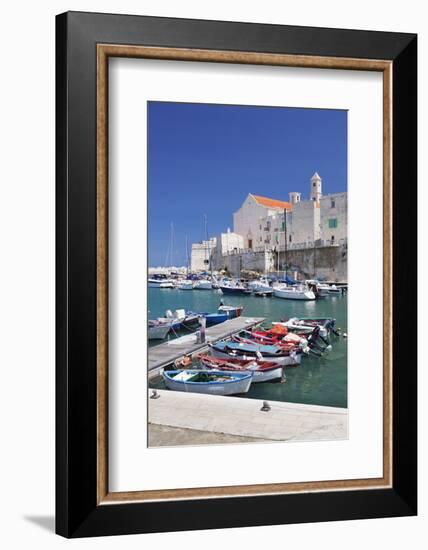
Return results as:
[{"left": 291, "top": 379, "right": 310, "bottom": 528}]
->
[{"left": 149, "top": 288, "right": 348, "bottom": 408}]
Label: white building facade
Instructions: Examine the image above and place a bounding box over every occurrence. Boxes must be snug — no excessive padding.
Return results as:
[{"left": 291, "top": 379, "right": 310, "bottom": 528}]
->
[
  {"left": 190, "top": 237, "right": 217, "bottom": 271},
  {"left": 235, "top": 172, "right": 347, "bottom": 251},
  {"left": 233, "top": 194, "right": 292, "bottom": 250},
  {"left": 320, "top": 191, "right": 347, "bottom": 245}
]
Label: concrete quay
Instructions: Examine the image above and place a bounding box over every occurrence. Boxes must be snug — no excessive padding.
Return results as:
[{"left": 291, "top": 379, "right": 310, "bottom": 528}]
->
[{"left": 148, "top": 389, "right": 348, "bottom": 447}]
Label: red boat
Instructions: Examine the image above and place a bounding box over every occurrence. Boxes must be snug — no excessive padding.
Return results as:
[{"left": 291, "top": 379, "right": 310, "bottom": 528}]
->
[
  {"left": 232, "top": 325, "right": 308, "bottom": 351},
  {"left": 198, "top": 354, "right": 284, "bottom": 383}
]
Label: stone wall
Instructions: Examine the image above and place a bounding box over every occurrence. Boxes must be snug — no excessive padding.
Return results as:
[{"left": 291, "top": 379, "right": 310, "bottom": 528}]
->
[
  {"left": 279, "top": 244, "right": 347, "bottom": 281},
  {"left": 212, "top": 249, "right": 270, "bottom": 274},
  {"left": 213, "top": 244, "right": 347, "bottom": 282}
]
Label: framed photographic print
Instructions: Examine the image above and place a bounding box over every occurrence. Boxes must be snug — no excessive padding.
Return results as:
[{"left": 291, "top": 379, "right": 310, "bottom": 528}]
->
[{"left": 56, "top": 11, "right": 417, "bottom": 538}]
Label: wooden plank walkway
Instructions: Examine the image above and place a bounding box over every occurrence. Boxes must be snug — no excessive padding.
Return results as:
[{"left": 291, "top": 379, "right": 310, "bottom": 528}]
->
[{"left": 148, "top": 316, "right": 265, "bottom": 377}]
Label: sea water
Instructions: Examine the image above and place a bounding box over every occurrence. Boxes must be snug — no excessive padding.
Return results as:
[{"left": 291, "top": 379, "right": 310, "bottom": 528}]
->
[{"left": 149, "top": 287, "right": 347, "bottom": 408}]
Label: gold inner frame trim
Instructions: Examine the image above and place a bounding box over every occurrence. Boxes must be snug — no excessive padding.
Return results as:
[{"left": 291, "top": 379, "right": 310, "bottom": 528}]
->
[{"left": 96, "top": 44, "right": 393, "bottom": 505}]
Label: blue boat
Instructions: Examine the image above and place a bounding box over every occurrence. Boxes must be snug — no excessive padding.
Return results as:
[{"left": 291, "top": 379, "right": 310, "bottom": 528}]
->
[
  {"left": 185, "top": 305, "right": 242, "bottom": 327},
  {"left": 201, "top": 312, "right": 229, "bottom": 326},
  {"left": 220, "top": 284, "right": 252, "bottom": 295},
  {"left": 162, "top": 369, "right": 253, "bottom": 395},
  {"left": 210, "top": 341, "right": 301, "bottom": 366}
]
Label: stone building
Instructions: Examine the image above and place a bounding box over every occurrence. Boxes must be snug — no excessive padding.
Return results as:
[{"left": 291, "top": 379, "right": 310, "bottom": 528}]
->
[
  {"left": 190, "top": 172, "right": 347, "bottom": 277},
  {"left": 232, "top": 194, "right": 292, "bottom": 250},
  {"left": 235, "top": 172, "right": 347, "bottom": 251}
]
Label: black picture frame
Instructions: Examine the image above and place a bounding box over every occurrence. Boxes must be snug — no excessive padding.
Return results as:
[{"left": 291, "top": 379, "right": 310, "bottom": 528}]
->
[{"left": 56, "top": 11, "right": 417, "bottom": 538}]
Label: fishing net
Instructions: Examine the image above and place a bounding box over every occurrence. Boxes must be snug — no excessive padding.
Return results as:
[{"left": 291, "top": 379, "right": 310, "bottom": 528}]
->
[{"left": 270, "top": 324, "right": 288, "bottom": 336}]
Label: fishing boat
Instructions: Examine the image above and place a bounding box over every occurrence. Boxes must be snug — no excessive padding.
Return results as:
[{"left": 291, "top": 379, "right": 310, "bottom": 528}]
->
[
  {"left": 218, "top": 304, "right": 243, "bottom": 318},
  {"left": 162, "top": 369, "right": 253, "bottom": 395},
  {"left": 192, "top": 304, "right": 243, "bottom": 326},
  {"left": 232, "top": 331, "right": 307, "bottom": 353},
  {"left": 156, "top": 309, "right": 201, "bottom": 331},
  {"left": 193, "top": 279, "right": 213, "bottom": 290},
  {"left": 210, "top": 341, "right": 301, "bottom": 366},
  {"left": 202, "top": 312, "right": 230, "bottom": 326},
  {"left": 148, "top": 320, "right": 173, "bottom": 340},
  {"left": 273, "top": 317, "right": 337, "bottom": 337},
  {"left": 273, "top": 283, "right": 316, "bottom": 300},
  {"left": 198, "top": 354, "right": 284, "bottom": 383}
]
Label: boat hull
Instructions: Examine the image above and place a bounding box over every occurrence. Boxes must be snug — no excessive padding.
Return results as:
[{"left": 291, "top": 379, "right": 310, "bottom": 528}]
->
[
  {"left": 177, "top": 282, "right": 194, "bottom": 290},
  {"left": 273, "top": 288, "right": 315, "bottom": 300},
  {"left": 148, "top": 279, "right": 175, "bottom": 288},
  {"left": 148, "top": 324, "right": 171, "bottom": 340},
  {"left": 204, "top": 313, "right": 229, "bottom": 326},
  {"left": 198, "top": 355, "right": 283, "bottom": 382},
  {"left": 250, "top": 366, "right": 283, "bottom": 382},
  {"left": 254, "top": 290, "right": 273, "bottom": 297},
  {"left": 218, "top": 305, "right": 243, "bottom": 319},
  {"left": 249, "top": 283, "right": 272, "bottom": 293},
  {"left": 220, "top": 286, "right": 251, "bottom": 295},
  {"left": 162, "top": 370, "right": 252, "bottom": 395},
  {"left": 210, "top": 346, "right": 301, "bottom": 366},
  {"left": 193, "top": 280, "right": 213, "bottom": 290}
]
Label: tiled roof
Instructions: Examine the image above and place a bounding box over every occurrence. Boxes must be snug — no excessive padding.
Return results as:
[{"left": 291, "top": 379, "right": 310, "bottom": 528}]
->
[{"left": 251, "top": 194, "right": 292, "bottom": 210}]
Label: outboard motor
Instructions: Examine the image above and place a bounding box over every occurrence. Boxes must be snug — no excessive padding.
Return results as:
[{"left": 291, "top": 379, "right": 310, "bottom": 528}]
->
[
  {"left": 307, "top": 326, "right": 330, "bottom": 354},
  {"left": 325, "top": 318, "right": 340, "bottom": 337}
]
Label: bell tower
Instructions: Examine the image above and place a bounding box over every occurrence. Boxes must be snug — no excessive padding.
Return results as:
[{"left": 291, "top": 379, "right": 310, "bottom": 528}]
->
[{"left": 310, "top": 172, "right": 322, "bottom": 202}]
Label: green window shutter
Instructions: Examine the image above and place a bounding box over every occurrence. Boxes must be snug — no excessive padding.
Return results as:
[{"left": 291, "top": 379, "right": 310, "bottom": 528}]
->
[{"left": 328, "top": 218, "right": 338, "bottom": 229}]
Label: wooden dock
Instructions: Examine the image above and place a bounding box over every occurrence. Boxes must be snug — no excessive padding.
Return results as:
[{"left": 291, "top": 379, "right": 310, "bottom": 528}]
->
[{"left": 148, "top": 316, "right": 265, "bottom": 378}]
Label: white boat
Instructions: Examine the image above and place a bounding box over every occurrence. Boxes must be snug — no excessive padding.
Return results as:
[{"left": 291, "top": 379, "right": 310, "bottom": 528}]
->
[
  {"left": 148, "top": 321, "right": 172, "bottom": 340},
  {"left": 210, "top": 341, "right": 301, "bottom": 366},
  {"left": 327, "top": 284, "right": 342, "bottom": 295},
  {"left": 273, "top": 284, "right": 315, "bottom": 301},
  {"left": 305, "top": 280, "right": 330, "bottom": 297},
  {"left": 193, "top": 279, "right": 212, "bottom": 290},
  {"left": 315, "top": 284, "right": 330, "bottom": 297},
  {"left": 272, "top": 318, "right": 330, "bottom": 338},
  {"left": 177, "top": 280, "right": 194, "bottom": 290},
  {"left": 162, "top": 369, "right": 253, "bottom": 395},
  {"left": 148, "top": 278, "right": 175, "bottom": 288},
  {"left": 198, "top": 354, "right": 283, "bottom": 383},
  {"left": 248, "top": 277, "right": 272, "bottom": 294}
]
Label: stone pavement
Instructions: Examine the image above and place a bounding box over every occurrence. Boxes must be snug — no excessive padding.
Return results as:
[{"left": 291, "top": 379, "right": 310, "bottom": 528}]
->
[
  {"left": 148, "top": 424, "right": 265, "bottom": 447},
  {"left": 148, "top": 389, "right": 348, "bottom": 446}
]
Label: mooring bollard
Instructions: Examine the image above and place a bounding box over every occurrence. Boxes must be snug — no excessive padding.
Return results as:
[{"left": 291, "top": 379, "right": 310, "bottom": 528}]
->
[
  {"left": 200, "top": 316, "right": 206, "bottom": 343},
  {"left": 150, "top": 390, "right": 160, "bottom": 399},
  {"left": 260, "top": 401, "right": 271, "bottom": 412}
]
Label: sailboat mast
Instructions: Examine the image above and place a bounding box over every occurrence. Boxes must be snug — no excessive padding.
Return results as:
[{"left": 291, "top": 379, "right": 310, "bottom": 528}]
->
[
  {"left": 170, "top": 222, "right": 174, "bottom": 268},
  {"left": 204, "top": 214, "right": 211, "bottom": 275},
  {"left": 185, "top": 234, "right": 189, "bottom": 275},
  {"left": 283, "top": 208, "right": 287, "bottom": 280}
]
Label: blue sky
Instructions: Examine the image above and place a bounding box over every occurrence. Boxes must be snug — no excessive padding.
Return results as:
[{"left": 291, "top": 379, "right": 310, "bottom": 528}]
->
[{"left": 148, "top": 101, "right": 347, "bottom": 267}]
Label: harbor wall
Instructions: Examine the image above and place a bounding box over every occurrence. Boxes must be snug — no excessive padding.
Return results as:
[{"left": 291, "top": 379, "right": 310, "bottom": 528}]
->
[
  {"left": 212, "top": 244, "right": 347, "bottom": 281},
  {"left": 212, "top": 249, "right": 269, "bottom": 275},
  {"left": 282, "top": 245, "right": 347, "bottom": 281}
]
